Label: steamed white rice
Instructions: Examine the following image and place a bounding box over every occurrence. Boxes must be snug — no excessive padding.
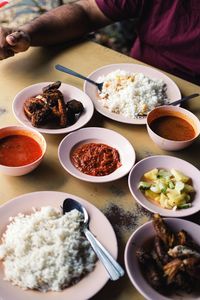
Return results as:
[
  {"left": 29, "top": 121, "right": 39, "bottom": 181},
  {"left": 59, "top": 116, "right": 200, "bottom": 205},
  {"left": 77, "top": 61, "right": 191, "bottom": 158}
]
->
[
  {"left": 98, "top": 69, "right": 169, "bottom": 117},
  {"left": 0, "top": 207, "right": 96, "bottom": 292}
]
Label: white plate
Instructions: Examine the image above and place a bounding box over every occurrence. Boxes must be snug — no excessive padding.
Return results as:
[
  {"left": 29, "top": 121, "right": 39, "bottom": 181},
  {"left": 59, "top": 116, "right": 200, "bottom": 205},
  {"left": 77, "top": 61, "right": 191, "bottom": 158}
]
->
[
  {"left": 125, "top": 218, "right": 200, "bottom": 300},
  {"left": 0, "top": 191, "right": 118, "bottom": 300},
  {"left": 58, "top": 127, "right": 136, "bottom": 183},
  {"left": 83, "top": 63, "right": 181, "bottom": 125},
  {"left": 13, "top": 82, "right": 94, "bottom": 134},
  {"left": 128, "top": 155, "right": 200, "bottom": 217}
]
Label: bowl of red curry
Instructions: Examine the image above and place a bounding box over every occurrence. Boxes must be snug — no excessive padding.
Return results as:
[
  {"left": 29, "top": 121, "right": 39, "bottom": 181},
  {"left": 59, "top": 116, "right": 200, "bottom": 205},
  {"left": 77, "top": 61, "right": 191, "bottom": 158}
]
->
[
  {"left": 58, "top": 127, "right": 136, "bottom": 183},
  {"left": 146, "top": 105, "right": 200, "bottom": 151},
  {"left": 0, "top": 125, "right": 46, "bottom": 176}
]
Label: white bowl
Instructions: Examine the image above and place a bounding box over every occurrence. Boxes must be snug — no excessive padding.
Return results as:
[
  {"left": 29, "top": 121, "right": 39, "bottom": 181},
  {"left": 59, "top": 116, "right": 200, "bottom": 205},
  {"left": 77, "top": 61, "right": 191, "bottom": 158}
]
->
[
  {"left": 146, "top": 105, "right": 200, "bottom": 151},
  {"left": 128, "top": 155, "right": 200, "bottom": 217},
  {"left": 125, "top": 218, "right": 200, "bottom": 300},
  {"left": 0, "top": 125, "right": 46, "bottom": 176},
  {"left": 58, "top": 127, "right": 136, "bottom": 183}
]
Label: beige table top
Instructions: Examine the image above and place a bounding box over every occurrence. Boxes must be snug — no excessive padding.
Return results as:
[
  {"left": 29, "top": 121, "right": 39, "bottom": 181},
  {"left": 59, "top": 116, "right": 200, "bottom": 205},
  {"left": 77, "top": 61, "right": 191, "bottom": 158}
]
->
[{"left": 0, "top": 40, "right": 200, "bottom": 300}]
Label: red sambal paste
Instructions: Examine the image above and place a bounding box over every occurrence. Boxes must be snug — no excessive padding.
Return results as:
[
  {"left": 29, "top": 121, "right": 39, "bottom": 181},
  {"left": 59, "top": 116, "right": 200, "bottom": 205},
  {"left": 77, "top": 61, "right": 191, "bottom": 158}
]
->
[
  {"left": 0, "top": 135, "right": 42, "bottom": 167},
  {"left": 71, "top": 143, "right": 121, "bottom": 176}
]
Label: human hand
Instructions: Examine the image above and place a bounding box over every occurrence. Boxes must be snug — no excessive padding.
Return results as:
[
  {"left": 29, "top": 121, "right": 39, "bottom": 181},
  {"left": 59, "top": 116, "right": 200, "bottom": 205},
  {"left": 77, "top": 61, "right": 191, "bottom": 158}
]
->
[{"left": 0, "top": 28, "right": 31, "bottom": 60}]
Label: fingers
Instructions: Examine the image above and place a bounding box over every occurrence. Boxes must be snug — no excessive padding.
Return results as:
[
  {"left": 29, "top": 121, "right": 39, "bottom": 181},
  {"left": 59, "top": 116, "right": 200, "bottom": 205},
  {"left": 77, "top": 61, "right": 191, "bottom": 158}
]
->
[
  {"left": 6, "top": 30, "right": 31, "bottom": 52},
  {"left": 0, "top": 28, "right": 31, "bottom": 60},
  {"left": 0, "top": 27, "right": 14, "bottom": 59}
]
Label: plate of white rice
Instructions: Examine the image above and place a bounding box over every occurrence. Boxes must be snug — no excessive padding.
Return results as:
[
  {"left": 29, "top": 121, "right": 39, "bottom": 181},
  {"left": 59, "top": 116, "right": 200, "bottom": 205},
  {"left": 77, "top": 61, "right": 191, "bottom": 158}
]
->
[
  {"left": 0, "top": 191, "right": 118, "bottom": 300},
  {"left": 83, "top": 64, "right": 181, "bottom": 125}
]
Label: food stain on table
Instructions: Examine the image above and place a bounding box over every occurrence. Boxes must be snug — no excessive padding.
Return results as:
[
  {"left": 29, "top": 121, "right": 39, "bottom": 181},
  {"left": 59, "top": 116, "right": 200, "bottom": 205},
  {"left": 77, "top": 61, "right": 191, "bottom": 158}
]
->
[
  {"left": 103, "top": 203, "right": 151, "bottom": 238},
  {"left": 0, "top": 108, "right": 6, "bottom": 116}
]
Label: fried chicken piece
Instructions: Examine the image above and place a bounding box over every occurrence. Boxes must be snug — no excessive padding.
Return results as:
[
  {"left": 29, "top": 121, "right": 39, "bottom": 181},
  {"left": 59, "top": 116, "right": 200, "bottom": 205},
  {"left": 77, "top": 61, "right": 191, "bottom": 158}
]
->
[
  {"left": 136, "top": 247, "right": 165, "bottom": 291},
  {"left": 42, "top": 82, "right": 68, "bottom": 127},
  {"left": 24, "top": 97, "right": 46, "bottom": 120},
  {"left": 43, "top": 89, "right": 64, "bottom": 108},
  {"left": 164, "top": 256, "right": 200, "bottom": 285},
  {"left": 23, "top": 82, "right": 84, "bottom": 128},
  {"left": 42, "top": 81, "right": 61, "bottom": 93},
  {"left": 31, "top": 107, "right": 53, "bottom": 127},
  {"left": 163, "top": 258, "right": 183, "bottom": 284},
  {"left": 57, "top": 98, "right": 67, "bottom": 127},
  {"left": 153, "top": 214, "right": 176, "bottom": 248},
  {"left": 177, "top": 230, "right": 200, "bottom": 252},
  {"left": 154, "top": 236, "right": 171, "bottom": 265},
  {"left": 168, "top": 245, "right": 200, "bottom": 259},
  {"left": 183, "top": 257, "right": 200, "bottom": 279}
]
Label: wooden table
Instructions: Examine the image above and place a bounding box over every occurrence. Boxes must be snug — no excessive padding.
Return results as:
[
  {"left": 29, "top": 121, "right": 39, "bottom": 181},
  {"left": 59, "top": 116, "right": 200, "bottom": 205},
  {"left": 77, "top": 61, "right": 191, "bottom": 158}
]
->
[{"left": 0, "top": 41, "right": 200, "bottom": 300}]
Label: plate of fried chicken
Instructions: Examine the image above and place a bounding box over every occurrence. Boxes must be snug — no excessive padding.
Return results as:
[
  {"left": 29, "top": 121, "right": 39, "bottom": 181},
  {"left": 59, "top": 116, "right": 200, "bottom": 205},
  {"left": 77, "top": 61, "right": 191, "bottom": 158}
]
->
[
  {"left": 12, "top": 81, "right": 94, "bottom": 134},
  {"left": 125, "top": 214, "right": 200, "bottom": 300}
]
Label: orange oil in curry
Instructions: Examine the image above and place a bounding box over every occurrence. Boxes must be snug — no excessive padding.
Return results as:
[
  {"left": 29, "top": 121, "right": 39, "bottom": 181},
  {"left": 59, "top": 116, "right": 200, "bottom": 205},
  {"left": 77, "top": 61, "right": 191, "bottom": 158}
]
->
[
  {"left": 150, "top": 115, "right": 195, "bottom": 141},
  {"left": 0, "top": 134, "right": 42, "bottom": 167}
]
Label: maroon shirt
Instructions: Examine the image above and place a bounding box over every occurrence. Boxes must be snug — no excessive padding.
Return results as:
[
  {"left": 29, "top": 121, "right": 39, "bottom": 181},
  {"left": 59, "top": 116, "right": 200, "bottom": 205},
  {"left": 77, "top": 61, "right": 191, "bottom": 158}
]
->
[{"left": 95, "top": 0, "right": 200, "bottom": 85}]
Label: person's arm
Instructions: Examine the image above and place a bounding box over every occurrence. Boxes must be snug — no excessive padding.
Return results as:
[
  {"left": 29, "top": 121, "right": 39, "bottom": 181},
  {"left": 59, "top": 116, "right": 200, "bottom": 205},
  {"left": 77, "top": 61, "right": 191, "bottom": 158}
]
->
[{"left": 0, "top": 0, "right": 111, "bottom": 59}]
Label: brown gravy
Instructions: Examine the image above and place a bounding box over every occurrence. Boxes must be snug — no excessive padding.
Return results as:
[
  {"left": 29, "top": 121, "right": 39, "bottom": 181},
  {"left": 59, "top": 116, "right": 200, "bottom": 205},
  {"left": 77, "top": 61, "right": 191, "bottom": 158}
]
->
[{"left": 150, "top": 115, "right": 195, "bottom": 141}]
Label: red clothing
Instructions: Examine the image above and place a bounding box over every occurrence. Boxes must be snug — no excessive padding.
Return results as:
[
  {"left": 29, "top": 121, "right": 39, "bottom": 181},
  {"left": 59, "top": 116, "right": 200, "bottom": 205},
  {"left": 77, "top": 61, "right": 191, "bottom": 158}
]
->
[{"left": 95, "top": 0, "right": 200, "bottom": 85}]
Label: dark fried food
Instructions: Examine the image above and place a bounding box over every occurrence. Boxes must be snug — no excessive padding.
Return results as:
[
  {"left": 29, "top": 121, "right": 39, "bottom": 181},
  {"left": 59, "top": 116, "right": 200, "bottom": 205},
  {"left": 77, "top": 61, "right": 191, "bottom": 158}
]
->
[
  {"left": 136, "top": 214, "right": 200, "bottom": 296},
  {"left": 23, "top": 82, "right": 84, "bottom": 128},
  {"left": 42, "top": 81, "right": 61, "bottom": 92},
  {"left": 31, "top": 107, "right": 52, "bottom": 127},
  {"left": 24, "top": 97, "right": 45, "bottom": 119},
  {"left": 24, "top": 97, "right": 52, "bottom": 127},
  {"left": 154, "top": 236, "right": 170, "bottom": 265},
  {"left": 136, "top": 248, "right": 164, "bottom": 291},
  {"left": 67, "top": 99, "right": 84, "bottom": 114},
  {"left": 153, "top": 214, "right": 176, "bottom": 248}
]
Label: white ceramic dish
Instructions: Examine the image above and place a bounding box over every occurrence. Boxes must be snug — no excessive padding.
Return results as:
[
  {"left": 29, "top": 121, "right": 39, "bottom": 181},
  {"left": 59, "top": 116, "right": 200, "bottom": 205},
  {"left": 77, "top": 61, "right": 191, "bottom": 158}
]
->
[
  {"left": 125, "top": 218, "right": 200, "bottom": 300},
  {"left": 83, "top": 63, "right": 181, "bottom": 125},
  {"left": 13, "top": 82, "right": 94, "bottom": 134},
  {"left": 0, "top": 191, "right": 118, "bottom": 300},
  {"left": 128, "top": 155, "right": 200, "bottom": 217},
  {"left": 0, "top": 125, "right": 46, "bottom": 176},
  {"left": 58, "top": 127, "right": 136, "bottom": 183},
  {"left": 146, "top": 105, "right": 200, "bottom": 151}
]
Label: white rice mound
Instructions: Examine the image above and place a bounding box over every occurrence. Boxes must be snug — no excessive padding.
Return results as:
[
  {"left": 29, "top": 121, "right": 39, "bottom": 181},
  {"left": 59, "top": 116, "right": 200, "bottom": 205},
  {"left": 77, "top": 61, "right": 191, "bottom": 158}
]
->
[
  {"left": 98, "top": 69, "right": 169, "bottom": 117},
  {"left": 0, "top": 207, "right": 96, "bottom": 292}
]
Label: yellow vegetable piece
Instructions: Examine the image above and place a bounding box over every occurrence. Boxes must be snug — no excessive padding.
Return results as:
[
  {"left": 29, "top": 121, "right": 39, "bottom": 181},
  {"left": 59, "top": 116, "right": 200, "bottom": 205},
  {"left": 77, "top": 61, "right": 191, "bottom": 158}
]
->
[
  {"left": 144, "top": 168, "right": 158, "bottom": 181},
  {"left": 144, "top": 190, "right": 160, "bottom": 202},
  {"left": 170, "top": 169, "right": 190, "bottom": 183}
]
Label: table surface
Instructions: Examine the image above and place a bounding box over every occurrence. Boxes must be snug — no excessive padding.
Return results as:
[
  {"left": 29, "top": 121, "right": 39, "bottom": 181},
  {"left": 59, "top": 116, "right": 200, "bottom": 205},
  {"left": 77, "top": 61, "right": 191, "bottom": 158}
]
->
[{"left": 0, "top": 40, "right": 200, "bottom": 300}]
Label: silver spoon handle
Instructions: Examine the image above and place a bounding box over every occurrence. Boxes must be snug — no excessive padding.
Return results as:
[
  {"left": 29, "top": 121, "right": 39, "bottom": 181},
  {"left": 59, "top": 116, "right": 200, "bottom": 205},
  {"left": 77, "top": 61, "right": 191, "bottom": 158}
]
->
[
  {"left": 55, "top": 64, "right": 99, "bottom": 87},
  {"left": 84, "top": 228, "right": 124, "bottom": 280}
]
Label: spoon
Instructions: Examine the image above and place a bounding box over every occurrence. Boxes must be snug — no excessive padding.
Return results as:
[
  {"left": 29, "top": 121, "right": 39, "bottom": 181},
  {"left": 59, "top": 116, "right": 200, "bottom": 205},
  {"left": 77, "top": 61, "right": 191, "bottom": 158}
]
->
[
  {"left": 168, "top": 93, "right": 199, "bottom": 106},
  {"left": 137, "top": 93, "right": 200, "bottom": 118},
  {"left": 62, "top": 198, "right": 124, "bottom": 281},
  {"left": 55, "top": 64, "right": 104, "bottom": 91}
]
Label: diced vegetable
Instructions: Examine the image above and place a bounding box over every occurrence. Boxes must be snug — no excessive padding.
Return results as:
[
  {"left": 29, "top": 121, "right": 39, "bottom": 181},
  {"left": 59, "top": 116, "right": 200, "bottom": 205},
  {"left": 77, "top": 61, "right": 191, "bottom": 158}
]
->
[
  {"left": 138, "top": 168, "right": 194, "bottom": 210},
  {"left": 170, "top": 169, "right": 190, "bottom": 183},
  {"left": 144, "top": 168, "right": 158, "bottom": 180},
  {"left": 138, "top": 181, "right": 151, "bottom": 190}
]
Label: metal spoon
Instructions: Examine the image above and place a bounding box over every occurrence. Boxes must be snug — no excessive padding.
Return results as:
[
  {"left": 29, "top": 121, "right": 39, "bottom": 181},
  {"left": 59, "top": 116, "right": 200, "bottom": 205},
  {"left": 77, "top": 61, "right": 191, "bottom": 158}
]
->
[
  {"left": 136, "top": 93, "right": 200, "bottom": 118},
  {"left": 62, "top": 198, "right": 124, "bottom": 281},
  {"left": 55, "top": 64, "right": 103, "bottom": 91}
]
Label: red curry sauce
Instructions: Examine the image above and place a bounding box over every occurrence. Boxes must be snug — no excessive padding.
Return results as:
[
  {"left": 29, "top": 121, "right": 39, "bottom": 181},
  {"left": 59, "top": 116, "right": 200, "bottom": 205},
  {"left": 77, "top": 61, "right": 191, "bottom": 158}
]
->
[
  {"left": 71, "top": 142, "right": 121, "bottom": 176},
  {"left": 150, "top": 116, "right": 195, "bottom": 141},
  {"left": 0, "top": 135, "right": 42, "bottom": 167}
]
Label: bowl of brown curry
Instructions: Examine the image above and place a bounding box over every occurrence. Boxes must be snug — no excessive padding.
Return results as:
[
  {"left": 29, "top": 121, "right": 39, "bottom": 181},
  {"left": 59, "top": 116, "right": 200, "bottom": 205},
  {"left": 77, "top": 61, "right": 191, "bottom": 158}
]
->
[{"left": 146, "top": 105, "right": 200, "bottom": 151}]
